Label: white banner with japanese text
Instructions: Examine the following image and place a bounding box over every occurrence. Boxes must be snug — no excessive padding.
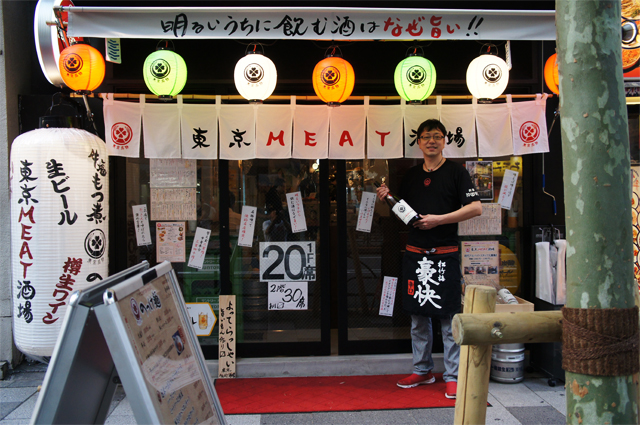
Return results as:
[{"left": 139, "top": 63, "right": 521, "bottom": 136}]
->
[
  {"left": 329, "top": 106, "right": 365, "bottom": 159},
  {"left": 103, "top": 95, "right": 141, "bottom": 157},
  {"left": 510, "top": 94, "right": 550, "bottom": 155},
  {"left": 181, "top": 103, "right": 218, "bottom": 159},
  {"left": 219, "top": 104, "right": 256, "bottom": 160},
  {"left": 403, "top": 104, "right": 439, "bottom": 158},
  {"left": 256, "top": 105, "right": 293, "bottom": 159},
  {"left": 143, "top": 103, "right": 182, "bottom": 158},
  {"left": 476, "top": 102, "right": 513, "bottom": 157},
  {"left": 440, "top": 103, "right": 477, "bottom": 158},
  {"left": 366, "top": 105, "right": 403, "bottom": 159},
  {"left": 292, "top": 106, "right": 329, "bottom": 159},
  {"left": 68, "top": 8, "right": 556, "bottom": 41}
]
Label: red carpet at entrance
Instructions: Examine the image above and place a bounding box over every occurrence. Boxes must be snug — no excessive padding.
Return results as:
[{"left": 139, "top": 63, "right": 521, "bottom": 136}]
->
[{"left": 215, "top": 374, "right": 456, "bottom": 414}]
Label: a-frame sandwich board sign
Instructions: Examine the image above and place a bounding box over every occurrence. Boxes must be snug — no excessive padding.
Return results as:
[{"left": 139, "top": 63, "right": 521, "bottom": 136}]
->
[{"left": 31, "top": 261, "right": 226, "bottom": 425}]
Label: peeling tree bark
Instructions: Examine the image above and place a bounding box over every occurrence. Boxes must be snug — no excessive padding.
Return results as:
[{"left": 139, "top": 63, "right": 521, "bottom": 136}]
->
[{"left": 556, "top": 1, "right": 638, "bottom": 423}]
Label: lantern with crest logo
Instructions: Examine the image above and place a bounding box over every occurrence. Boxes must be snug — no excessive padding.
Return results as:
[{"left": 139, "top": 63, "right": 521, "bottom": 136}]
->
[
  {"left": 312, "top": 46, "right": 355, "bottom": 107},
  {"left": 394, "top": 47, "right": 437, "bottom": 104},
  {"left": 58, "top": 42, "right": 105, "bottom": 94},
  {"left": 143, "top": 41, "right": 187, "bottom": 100},
  {"left": 234, "top": 44, "right": 278, "bottom": 103},
  {"left": 10, "top": 103, "right": 109, "bottom": 356},
  {"left": 466, "top": 44, "right": 510, "bottom": 102}
]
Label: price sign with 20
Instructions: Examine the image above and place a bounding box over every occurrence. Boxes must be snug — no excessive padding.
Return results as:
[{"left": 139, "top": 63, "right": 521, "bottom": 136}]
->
[{"left": 259, "top": 242, "right": 316, "bottom": 282}]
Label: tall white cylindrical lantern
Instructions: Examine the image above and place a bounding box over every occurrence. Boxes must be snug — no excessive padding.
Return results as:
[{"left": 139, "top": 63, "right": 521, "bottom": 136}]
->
[
  {"left": 234, "top": 53, "right": 278, "bottom": 103},
  {"left": 466, "top": 54, "right": 510, "bottom": 102},
  {"left": 10, "top": 127, "right": 109, "bottom": 356}
]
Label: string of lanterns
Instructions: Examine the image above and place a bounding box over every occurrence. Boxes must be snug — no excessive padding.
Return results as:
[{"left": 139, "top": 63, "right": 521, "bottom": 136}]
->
[{"left": 57, "top": 39, "right": 556, "bottom": 105}]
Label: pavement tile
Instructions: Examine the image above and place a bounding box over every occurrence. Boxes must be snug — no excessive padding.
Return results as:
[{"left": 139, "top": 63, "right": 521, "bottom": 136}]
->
[
  {"left": 536, "top": 390, "right": 566, "bottom": 416},
  {"left": 311, "top": 411, "right": 367, "bottom": 424},
  {"left": 523, "top": 377, "right": 566, "bottom": 393},
  {"left": 410, "top": 407, "right": 454, "bottom": 424},
  {"left": 486, "top": 394, "right": 523, "bottom": 425},
  {"left": 488, "top": 381, "right": 547, "bottom": 407},
  {"left": 0, "top": 419, "right": 29, "bottom": 425},
  {"left": 109, "top": 397, "right": 134, "bottom": 417},
  {"left": 226, "top": 414, "right": 261, "bottom": 425},
  {"left": 360, "top": 409, "right": 418, "bottom": 424},
  {"left": 3, "top": 393, "right": 38, "bottom": 420},
  {"left": 507, "top": 406, "right": 566, "bottom": 425},
  {"left": 0, "top": 403, "right": 21, "bottom": 421},
  {"left": 0, "top": 388, "right": 37, "bottom": 404},
  {"left": 260, "top": 412, "right": 315, "bottom": 424},
  {"left": 104, "top": 414, "right": 138, "bottom": 425}
]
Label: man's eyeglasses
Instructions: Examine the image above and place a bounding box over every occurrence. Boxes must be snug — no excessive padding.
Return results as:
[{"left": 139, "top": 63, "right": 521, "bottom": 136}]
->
[{"left": 419, "top": 135, "right": 444, "bottom": 142}]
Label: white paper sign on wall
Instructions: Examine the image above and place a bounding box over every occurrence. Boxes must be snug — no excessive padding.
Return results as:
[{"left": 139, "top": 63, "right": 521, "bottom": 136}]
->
[
  {"left": 259, "top": 241, "right": 316, "bottom": 282},
  {"left": 268, "top": 282, "right": 308, "bottom": 310}
]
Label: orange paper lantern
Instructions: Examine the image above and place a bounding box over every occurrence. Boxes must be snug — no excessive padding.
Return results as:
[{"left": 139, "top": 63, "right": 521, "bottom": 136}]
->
[
  {"left": 544, "top": 54, "right": 559, "bottom": 95},
  {"left": 59, "top": 43, "right": 105, "bottom": 93},
  {"left": 312, "top": 56, "right": 355, "bottom": 106}
]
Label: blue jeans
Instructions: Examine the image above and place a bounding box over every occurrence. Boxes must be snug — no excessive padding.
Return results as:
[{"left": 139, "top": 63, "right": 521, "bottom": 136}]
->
[{"left": 410, "top": 314, "right": 459, "bottom": 383}]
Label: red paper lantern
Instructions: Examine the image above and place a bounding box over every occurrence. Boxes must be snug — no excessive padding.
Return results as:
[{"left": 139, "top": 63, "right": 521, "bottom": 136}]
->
[
  {"left": 312, "top": 55, "right": 355, "bottom": 106},
  {"left": 544, "top": 54, "right": 559, "bottom": 95},
  {"left": 59, "top": 43, "right": 105, "bottom": 93}
]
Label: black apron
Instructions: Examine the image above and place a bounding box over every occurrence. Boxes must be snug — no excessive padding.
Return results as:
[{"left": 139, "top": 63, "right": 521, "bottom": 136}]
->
[{"left": 401, "top": 249, "right": 462, "bottom": 318}]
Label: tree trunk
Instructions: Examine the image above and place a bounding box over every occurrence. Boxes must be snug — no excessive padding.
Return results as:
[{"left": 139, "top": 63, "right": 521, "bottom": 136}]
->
[{"left": 556, "top": 1, "right": 638, "bottom": 423}]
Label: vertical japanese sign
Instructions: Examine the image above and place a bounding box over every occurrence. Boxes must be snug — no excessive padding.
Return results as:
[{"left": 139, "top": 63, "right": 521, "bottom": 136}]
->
[
  {"left": 286, "top": 191, "right": 307, "bottom": 233},
  {"left": 187, "top": 227, "right": 211, "bottom": 270},
  {"left": 356, "top": 191, "right": 377, "bottom": 233},
  {"left": 237, "top": 206, "right": 257, "bottom": 247},
  {"left": 461, "top": 241, "right": 500, "bottom": 287},
  {"left": 156, "top": 222, "right": 186, "bottom": 263},
  {"left": 379, "top": 276, "right": 398, "bottom": 317},
  {"left": 132, "top": 205, "right": 152, "bottom": 246},
  {"left": 218, "top": 295, "right": 236, "bottom": 379},
  {"left": 497, "top": 169, "right": 519, "bottom": 209}
]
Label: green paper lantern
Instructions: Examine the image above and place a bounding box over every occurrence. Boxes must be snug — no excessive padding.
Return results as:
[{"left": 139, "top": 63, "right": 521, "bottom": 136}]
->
[
  {"left": 143, "top": 48, "right": 187, "bottom": 99},
  {"left": 394, "top": 56, "right": 436, "bottom": 104}
]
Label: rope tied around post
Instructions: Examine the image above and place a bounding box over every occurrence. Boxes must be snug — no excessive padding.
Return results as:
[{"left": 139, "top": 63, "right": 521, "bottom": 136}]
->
[{"left": 562, "top": 306, "right": 639, "bottom": 376}]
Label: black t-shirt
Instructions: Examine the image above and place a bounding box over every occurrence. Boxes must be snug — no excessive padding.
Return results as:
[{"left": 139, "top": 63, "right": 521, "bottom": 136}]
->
[{"left": 398, "top": 160, "right": 480, "bottom": 249}]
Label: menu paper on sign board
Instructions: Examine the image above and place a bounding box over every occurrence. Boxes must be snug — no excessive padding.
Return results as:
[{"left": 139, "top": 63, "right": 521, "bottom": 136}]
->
[
  {"left": 268, "top": 282, "right": 308, "bottom": 310},
  {"left": 379, "top": 276, "right": 398, "bottom": 317},
  {"left": 462, "top": 241, "right": 500, "bottom": 287},
  {"left": 107, "top": 266, "right": 223, "bottom": 424},
  {"left": 237, "top": 206, "right": 257, "bottom": 247},
  {"left": 286, "top": 191, "right": 307, "bottom": 233},
  {"left": 497, "top": 169, "right": 519, "bottom": 210},
  {"left": 150, "top": 188, "right": 197, "bottom": 221},
  {"left": 157, "top": 222, "right": 186, "bottom": 263},
  {"left": 458, "top": 203, "right": 502, "bottom": 235},
  {"left": 150, "top": 159, "right": 197, "bottom": 188},
  {"left": 132, "top": 204, "right": 152, "bottom": 246},
  {"left": 356, "top": 192, "right": 377, "bottom": 233},
  {"left": 218, "top": 295, "right": 236, "bottom": 379},
  {"left": 188, "top": 227, "right": 211, "bottom": 269}
]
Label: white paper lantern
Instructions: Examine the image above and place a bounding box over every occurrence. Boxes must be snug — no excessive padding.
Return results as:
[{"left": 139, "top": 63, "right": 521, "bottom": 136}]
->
[
  {"left": 466, "top": 54, "right": 510, "bottom": 101},
  {"left": 234, "top": 53, "right": 277, "bottom": 103},
  {"left": 10, "top": 127, "right": 109, "bottom": 356}
]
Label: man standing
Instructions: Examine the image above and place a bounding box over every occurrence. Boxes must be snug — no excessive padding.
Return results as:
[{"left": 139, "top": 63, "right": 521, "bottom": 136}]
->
[{"left": 376, "top": 119, "right": 482, "bottom": 399}]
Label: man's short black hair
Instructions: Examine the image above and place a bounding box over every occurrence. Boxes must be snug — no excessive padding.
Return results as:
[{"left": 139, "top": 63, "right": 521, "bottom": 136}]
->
[{"left": 417, "top": 119, "right": 447, "bottom": 138}]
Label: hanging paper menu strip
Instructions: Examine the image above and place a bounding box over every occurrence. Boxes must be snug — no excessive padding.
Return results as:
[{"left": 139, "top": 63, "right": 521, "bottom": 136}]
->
[
  {"left": 498, "top": 169, "right": 519, "bottom": 210},
  {"left": 156, "top": 222, "right": 186, "bottom": 263},
  {"left": 356, "top": 191, "right": 377, "bottom": 233},
  {"left": 237, "top": 206, "right": 257, "bottom": 247},
  {"left": 150, "top": 188, "right": 197, "bottom": 221},
  {"left": 218, "top": 295, "right": 236, "bottom": 379},
  {"left": 187, "top": 227, "right": 211, "bottom": 270},
  {"left": 132, "top": 204, "right": 152, "bottom": 246},
  {"left": 150, "top": 159, "right": 197, "bottom": 188},
  {"left": 379, "top": 276, "right": 398, "bottom": 317},
  {"left": 286, "top": 191, "right": 307, "bottom": 233}
]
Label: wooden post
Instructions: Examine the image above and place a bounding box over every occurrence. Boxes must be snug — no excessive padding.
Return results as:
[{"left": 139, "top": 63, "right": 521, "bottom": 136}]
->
[
  {"left": 452, "top": 311, "right": 563, "bottom": 346},
  {"left": 454, "top": 285, "right": 497, "bottom": 425}
]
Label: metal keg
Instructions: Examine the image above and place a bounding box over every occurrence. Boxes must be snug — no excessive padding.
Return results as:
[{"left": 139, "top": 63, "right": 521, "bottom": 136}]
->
[{"left": 490, "top": 343, "right": 525, "bottom": 383}]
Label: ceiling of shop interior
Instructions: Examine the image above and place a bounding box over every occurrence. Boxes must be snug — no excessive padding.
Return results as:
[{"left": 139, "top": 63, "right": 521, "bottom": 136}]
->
[{"left": 41, "top": 1, "right": 558, "bottom": 98}]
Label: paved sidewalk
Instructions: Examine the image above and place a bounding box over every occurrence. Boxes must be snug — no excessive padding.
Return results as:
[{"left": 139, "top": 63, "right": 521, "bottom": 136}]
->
[{"left": 0, "top": 361, "right": 566, "bottom": 425}]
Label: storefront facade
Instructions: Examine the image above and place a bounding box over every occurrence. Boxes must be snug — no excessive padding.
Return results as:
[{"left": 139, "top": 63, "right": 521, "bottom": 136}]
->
[{"left": 2, "top": 1, "right": 614, "bottom": 365}]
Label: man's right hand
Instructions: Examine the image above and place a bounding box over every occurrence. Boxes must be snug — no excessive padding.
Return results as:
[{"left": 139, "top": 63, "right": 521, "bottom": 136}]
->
[{"left": 376, "top": 184, "right": 389, "bottom": 202}]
